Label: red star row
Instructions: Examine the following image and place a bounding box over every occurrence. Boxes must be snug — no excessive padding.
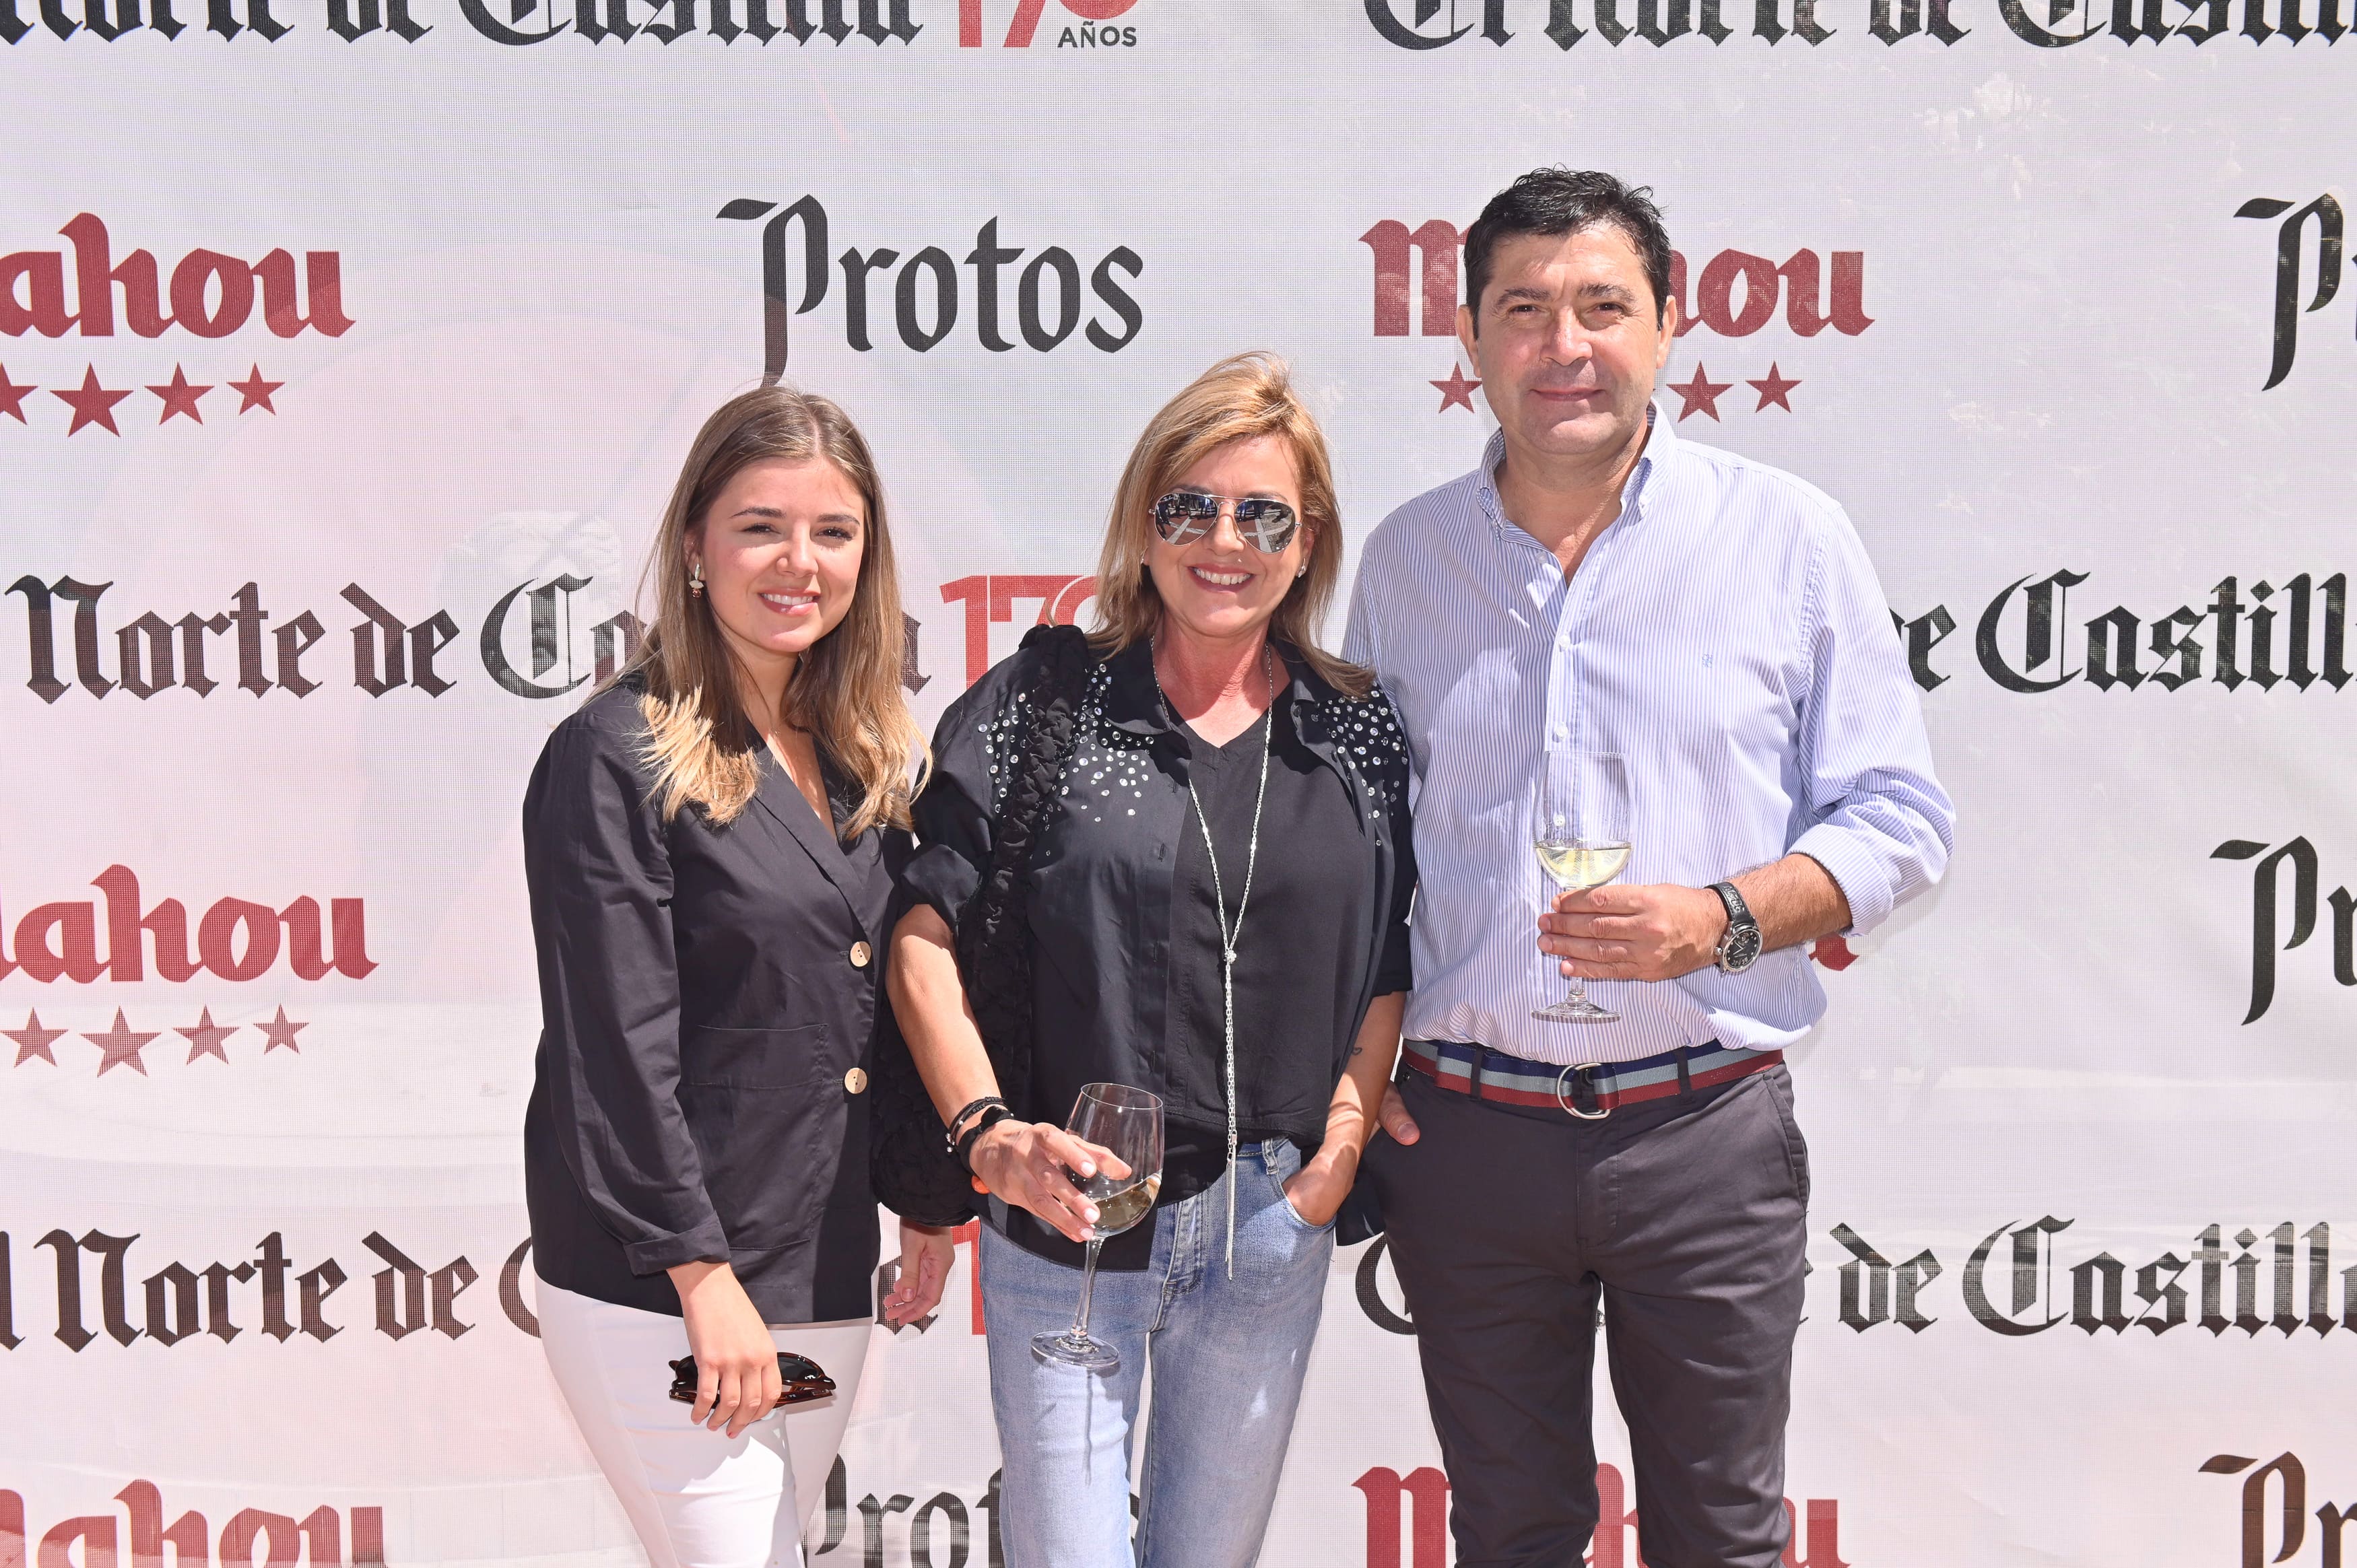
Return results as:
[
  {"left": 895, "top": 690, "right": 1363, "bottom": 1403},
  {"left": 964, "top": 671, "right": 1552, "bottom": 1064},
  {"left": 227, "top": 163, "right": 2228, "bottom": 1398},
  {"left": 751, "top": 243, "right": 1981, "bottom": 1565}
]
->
[
  {"left": 0, "top": 363, "right": 284, "bottom": 436},
  {"left": 7, "top": 1005, "right": 308, "bottom": 1075},
  {"left": 1665, "top": 362, "right": 1801, "bottom": 421},
  {"left": 1428, "top": 362, "right": 1804, "bottom": 420}
]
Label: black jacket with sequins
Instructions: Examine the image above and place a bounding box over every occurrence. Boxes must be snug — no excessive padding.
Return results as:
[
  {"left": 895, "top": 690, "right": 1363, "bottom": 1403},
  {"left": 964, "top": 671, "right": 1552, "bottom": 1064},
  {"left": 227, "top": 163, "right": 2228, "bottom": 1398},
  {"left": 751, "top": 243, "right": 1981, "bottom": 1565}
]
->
[{"left": 898, "top": 635, "right": 1416, "bottom": 1268}]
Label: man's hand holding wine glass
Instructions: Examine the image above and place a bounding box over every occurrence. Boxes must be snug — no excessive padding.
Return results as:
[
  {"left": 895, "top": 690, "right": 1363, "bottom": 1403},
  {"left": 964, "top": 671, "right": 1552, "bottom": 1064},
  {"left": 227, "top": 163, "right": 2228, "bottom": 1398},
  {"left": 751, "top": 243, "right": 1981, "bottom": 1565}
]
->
[{"left": 1537, "top": 881, "right": 1729, "bottom": 983}]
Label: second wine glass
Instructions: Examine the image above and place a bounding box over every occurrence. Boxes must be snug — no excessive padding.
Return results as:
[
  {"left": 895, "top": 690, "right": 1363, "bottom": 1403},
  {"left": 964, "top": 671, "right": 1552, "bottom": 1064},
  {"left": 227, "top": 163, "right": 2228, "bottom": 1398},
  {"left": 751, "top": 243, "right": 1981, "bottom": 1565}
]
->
[{"left": 1029, "top": 1083, "right": 1164, "bottom": 1374}]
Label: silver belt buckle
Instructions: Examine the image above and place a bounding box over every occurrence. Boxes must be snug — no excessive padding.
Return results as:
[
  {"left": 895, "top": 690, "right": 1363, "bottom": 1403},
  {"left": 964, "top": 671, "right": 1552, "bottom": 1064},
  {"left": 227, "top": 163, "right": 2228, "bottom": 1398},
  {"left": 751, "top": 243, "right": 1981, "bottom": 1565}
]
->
[{"left": 1554, "top": 1062, "right": 1611, "bottom": 1120}]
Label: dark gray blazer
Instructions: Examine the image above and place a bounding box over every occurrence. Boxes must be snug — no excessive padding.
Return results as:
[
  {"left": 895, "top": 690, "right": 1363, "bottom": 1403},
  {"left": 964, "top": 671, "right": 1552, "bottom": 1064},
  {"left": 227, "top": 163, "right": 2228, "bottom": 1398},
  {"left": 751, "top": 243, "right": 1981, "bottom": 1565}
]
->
[{"left": 522, "top": 679, "right": 901, "bottom": 1324}]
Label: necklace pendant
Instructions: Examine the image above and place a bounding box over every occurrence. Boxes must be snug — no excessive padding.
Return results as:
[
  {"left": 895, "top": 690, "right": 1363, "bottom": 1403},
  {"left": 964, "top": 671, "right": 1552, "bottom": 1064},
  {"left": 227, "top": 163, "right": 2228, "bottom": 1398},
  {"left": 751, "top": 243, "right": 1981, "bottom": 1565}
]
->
[{"left": 1222, "top": 949, "right": 1236, "bottom": 967}]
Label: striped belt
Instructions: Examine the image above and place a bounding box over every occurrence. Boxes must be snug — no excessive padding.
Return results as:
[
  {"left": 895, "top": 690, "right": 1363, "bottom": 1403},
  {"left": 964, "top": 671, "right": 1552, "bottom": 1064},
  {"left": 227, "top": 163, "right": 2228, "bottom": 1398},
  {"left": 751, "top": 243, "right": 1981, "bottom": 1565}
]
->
[{"left": 1401, "top": 1037, "right": 1781, "bottom": 1120}]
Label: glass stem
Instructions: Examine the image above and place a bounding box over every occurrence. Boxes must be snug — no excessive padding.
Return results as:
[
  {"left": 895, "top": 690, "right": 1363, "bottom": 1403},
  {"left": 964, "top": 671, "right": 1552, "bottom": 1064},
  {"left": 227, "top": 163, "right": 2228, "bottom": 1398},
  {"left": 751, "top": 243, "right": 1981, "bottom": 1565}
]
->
[{"left": 1070, "top": 1237, "right": 1105, "bottom": 1338}]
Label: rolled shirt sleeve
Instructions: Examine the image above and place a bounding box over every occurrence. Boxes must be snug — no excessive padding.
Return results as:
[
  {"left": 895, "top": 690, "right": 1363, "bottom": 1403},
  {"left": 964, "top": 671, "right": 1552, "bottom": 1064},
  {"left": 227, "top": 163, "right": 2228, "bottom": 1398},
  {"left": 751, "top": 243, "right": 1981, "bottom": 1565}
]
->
[
  {"left": 1789, "top": 510, "right": 1957, "bottom": 936},
  {"left": 524, "top": 722, "right": 730, "bottom": 1275}
]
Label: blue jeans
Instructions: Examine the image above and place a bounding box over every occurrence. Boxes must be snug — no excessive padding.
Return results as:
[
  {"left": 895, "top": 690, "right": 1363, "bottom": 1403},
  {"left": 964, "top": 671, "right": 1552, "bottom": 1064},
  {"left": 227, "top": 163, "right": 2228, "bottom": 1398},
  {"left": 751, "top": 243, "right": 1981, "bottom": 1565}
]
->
[{"left": 978, "top": 1139, "right": 1336, "bottom": 1568}]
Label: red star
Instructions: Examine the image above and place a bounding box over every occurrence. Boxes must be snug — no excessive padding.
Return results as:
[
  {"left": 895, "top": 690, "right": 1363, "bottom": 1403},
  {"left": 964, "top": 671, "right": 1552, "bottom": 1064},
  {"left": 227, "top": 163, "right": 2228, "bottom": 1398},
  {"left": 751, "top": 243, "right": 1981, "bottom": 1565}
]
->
[
  {"left": 0, "top": 364, "right": 35, "bottom": 424},
  {"left": 85, "top": 1009, "right": 159, "bottom": 1077},
  {"left": 1430, "top": 364, "right": 1483, "bottom": 413},
  {"left": 53, "top": 366, "right": 133, "bottom": 436},
  {"left": 1748, "top": 363, "right": 1801, "bottom": 413},
  {"left": 1667, "top": 364, "right": 1732, "bottom": 422},
  {"left": 147, "top": 364, "right": 213, "bottom": 425},
  {"left": 176, "top": 1006, "right": 238, "bottom": 1064},
  {"left": 228, "top": 364, "right": 282, "bottom": 414},
  {"left": 256, "top": 1004, "right": 308, "bottom": 1053},
  {"left": 7, "top": 1009, "right": 67, "bottom": 1067}
]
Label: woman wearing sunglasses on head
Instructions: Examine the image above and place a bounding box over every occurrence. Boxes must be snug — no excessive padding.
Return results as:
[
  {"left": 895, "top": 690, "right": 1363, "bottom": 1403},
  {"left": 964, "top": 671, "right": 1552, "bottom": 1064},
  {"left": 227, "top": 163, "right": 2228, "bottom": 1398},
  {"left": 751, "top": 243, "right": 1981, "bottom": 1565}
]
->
[
  {"left": 521, "top": 386, "right": 956, "bottom": 1568},
  {"left": 884, "top": 353, "right": 1416, "bottom": 1567}
]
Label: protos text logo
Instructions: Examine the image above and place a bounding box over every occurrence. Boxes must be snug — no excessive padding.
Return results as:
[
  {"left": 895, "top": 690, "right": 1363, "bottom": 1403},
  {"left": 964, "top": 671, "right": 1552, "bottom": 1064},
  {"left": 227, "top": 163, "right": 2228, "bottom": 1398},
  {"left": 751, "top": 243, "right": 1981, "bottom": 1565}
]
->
[{"left": 717, "top": 195, "right": 1143, "bottom": 382}]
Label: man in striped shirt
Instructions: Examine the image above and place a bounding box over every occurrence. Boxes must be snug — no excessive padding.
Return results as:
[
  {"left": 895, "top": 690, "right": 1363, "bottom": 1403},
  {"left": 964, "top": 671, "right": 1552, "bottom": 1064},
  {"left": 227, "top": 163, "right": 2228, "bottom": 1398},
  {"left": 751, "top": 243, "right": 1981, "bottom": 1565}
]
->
[{"left": 1347, "top": 169, "right": 1954, "bottom": 1567}]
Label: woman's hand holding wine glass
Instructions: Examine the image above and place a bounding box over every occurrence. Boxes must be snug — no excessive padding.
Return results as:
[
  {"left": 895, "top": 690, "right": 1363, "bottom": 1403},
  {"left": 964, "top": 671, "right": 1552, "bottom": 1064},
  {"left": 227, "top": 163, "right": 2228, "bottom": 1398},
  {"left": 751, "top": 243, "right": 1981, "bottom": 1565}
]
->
[
  {"left": 1031, "top": 1084, "right": 1166, "bottom": 1373},
  {"left": 966, "top": 1118, "right": 1133, "bottom": 1246}
]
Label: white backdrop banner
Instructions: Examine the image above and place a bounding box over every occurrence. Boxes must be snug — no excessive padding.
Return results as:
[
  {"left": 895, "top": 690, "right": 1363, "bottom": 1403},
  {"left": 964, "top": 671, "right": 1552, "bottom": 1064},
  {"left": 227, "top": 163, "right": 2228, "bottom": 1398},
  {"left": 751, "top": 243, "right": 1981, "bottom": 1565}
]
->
[{"left": 4, "top": 3, "right": 2354, "bottom": 1564}]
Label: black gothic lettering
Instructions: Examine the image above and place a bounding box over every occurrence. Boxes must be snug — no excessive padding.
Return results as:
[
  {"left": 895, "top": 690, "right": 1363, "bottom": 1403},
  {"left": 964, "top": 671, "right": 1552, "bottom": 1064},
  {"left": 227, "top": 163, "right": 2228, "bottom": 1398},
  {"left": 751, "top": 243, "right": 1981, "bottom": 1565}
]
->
[
  {"left": 2236, "top": 195, "right": 2344, "bottom": 390},
  {"left": 967, "top": 218, "right": 1020, "bottom": 353},
  {"left": 857, "top": 1493, "right": 914, "bottom": 1568},
  {"left": 719, "top": 195, "right": 828, "bottom": 384},
  {"left": 2212, "top": 838, "right": 2317, "bottom": 1025},
  {"left": 1974, "top": 570, "right": 2086, "bottom": 691},
  {"left": 430, "top": 1256, "right": 478, "bottom": 1338},
  {"left": 498, "top": 1239, "right": 539, "bottom": 1336},
  {"left": 1086, "top": 246, "right": 1144, "bottom": 351},
  {"left": 1962, "top": 1217, "right": 2073, "bottom": 1335},
  {"left": 364, "top": 1231, "right": 430, "bottom": 1340},
  {"left": 1018, "top": 248, "right": 1081, "bottom": 351},
  {"left": 840, "top": 246, "right": 902, "bottom": 351}
]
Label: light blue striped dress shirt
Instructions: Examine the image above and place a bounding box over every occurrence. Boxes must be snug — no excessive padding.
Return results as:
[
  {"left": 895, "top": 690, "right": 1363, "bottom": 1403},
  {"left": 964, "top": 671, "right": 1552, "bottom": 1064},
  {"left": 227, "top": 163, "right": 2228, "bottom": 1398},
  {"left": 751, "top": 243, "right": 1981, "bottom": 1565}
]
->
[{"left": 1343, "top": 406, "right": 1955, "bottom": 1066}]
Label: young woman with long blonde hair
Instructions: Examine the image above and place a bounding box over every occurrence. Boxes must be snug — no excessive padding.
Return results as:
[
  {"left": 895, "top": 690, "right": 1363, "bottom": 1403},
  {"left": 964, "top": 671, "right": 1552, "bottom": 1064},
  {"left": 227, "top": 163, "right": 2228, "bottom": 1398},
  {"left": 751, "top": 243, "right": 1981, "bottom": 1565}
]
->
[{"left": 522, "top": 386, "right": 953, "bottom": 1568}]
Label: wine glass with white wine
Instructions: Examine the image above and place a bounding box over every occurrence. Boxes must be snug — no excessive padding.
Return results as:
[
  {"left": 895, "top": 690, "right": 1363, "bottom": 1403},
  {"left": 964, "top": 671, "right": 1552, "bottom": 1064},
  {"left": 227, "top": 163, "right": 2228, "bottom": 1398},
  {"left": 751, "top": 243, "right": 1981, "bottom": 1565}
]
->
[
  {"left": 1030, "top": 1083, "right": 1164, "bottom": 1373},
  {"left": 1532, "top": 748, "right": 1632, "bottom": 1023}
]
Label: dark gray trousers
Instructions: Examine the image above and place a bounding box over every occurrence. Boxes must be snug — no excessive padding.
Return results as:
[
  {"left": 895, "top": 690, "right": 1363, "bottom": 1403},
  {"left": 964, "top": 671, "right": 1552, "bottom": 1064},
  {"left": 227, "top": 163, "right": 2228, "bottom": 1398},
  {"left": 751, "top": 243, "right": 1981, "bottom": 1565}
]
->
[{"left": 1370, "top": 1062, "right": 1810, "bottom": 1568}]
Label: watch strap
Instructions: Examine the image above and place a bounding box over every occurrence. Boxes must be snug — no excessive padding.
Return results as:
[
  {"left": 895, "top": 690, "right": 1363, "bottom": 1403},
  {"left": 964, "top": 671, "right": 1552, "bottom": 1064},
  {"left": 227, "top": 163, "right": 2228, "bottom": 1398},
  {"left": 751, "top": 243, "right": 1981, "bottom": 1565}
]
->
[{"left": 1708, "top": 881, "right": 1762, "bottom": 973}]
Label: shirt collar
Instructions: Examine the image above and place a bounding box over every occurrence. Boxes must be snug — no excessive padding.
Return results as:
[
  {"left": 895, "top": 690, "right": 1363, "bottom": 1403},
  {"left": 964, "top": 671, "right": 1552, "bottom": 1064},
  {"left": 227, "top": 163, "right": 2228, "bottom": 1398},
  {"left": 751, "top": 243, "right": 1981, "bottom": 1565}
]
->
[
  {"left": 1475, "top": 399, "right": 1675, "bottom": 539},
  {"left": 1098, "top": 633, "right": 1330, "bottom": 749}
]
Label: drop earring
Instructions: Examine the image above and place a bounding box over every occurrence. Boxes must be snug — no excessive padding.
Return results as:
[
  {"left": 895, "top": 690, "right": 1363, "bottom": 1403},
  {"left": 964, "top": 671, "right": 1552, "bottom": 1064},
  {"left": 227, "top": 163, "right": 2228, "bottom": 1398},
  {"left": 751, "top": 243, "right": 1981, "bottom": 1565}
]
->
[{"left": 688, "top": 561, "right": 705, "bottom": 598}]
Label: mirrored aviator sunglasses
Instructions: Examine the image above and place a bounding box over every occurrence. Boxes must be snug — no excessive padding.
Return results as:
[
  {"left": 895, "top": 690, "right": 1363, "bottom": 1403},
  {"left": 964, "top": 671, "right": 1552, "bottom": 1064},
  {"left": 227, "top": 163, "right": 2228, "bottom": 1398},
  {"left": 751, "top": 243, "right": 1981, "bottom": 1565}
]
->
[{"left": 1151, "top": 489, "right": 1301, "bottom": 554}]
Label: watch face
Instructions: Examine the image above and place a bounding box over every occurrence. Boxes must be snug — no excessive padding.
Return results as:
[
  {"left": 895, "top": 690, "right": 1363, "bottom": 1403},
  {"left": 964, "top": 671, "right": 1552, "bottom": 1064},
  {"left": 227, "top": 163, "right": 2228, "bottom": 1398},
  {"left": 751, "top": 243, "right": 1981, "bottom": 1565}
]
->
[{"left": 1723, "top": 926, "right": 1765, "bottom": 972}]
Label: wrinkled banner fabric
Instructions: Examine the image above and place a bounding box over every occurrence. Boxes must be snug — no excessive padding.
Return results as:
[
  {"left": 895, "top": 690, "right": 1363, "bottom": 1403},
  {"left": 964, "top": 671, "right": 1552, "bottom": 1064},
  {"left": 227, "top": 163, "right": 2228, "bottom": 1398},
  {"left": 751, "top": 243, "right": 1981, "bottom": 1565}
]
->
[{"left": 3, "top": 2, "right": 2353, "bottom": 1563}]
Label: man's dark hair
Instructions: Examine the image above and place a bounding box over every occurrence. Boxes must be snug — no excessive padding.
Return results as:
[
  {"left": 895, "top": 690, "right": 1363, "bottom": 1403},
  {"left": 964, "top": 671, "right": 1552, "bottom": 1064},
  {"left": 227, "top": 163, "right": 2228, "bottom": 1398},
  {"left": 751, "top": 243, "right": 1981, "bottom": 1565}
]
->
[{"left": 1462, "top": 168, "right": 1673, "bottom": 329}]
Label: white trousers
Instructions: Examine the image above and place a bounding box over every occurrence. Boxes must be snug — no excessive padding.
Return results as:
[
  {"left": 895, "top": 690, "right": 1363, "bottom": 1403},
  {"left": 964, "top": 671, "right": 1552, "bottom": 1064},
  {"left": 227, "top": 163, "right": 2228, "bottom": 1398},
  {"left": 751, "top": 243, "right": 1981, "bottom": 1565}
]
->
[{"left": 537, "top": 1276, "right": 875, "bottom": 1568}]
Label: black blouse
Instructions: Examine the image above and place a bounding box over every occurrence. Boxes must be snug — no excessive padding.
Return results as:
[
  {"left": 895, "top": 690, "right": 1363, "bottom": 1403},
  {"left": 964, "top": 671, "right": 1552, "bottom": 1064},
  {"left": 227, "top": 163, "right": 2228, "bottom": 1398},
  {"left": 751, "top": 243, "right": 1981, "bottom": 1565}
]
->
[
  {"left": 522, "top": 679, "right": 902, "bottom": 1323},
  {"left": 901, "top": 638, "right": 1415, "bottom": 1269}
]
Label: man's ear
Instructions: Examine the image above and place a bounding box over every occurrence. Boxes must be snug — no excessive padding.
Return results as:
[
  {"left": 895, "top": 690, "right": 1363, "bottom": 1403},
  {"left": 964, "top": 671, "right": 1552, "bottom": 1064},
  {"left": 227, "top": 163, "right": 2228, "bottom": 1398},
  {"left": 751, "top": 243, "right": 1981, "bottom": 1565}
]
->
[
  {"left": 1456, "top": 302, "right": 1480, "bottom": 364},
  {"left": 1655, "top": 292, "right": 1680, "bottom": 370}
]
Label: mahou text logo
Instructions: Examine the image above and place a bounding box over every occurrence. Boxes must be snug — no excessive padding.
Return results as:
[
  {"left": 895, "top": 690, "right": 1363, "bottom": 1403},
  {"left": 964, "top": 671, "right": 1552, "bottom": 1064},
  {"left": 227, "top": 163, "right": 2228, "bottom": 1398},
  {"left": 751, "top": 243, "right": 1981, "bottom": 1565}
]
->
[
  {"left": 0, "top": 866, "right": 374, "bottom": 986},
  {"left": 1360, "top": 219, "right": 1870, "bottom": 339},
  {"left": 717, "top": 195, "right": 1144, "bottom": 383},
  {"left": 0, "top": 213, "right": 346, "bottom": 434},
  {"left": 1, "top": 215, "right": 349, "bottom": 343},
  {"left": 1353, "top": 1461, "right": 1848, "bottom": 1567},
  {"left": 1364, "top": 217, "right": 1867, "bottom": 419},
  {"left": 2, "top": 1485, "right": 389, "bottom": 1568}
]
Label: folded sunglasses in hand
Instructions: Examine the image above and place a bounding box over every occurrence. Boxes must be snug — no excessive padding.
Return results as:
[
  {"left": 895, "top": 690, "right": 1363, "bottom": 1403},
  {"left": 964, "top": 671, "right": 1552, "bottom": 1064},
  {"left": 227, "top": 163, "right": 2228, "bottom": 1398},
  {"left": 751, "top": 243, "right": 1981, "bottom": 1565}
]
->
[{"left": 667, "top": 1353, "right": 836, "bottom": 1410}]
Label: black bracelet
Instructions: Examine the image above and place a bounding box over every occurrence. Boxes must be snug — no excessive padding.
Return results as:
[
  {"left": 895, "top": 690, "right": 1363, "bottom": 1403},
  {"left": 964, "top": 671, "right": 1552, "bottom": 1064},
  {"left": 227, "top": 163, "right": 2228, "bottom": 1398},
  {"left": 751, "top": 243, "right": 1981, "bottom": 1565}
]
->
[
  {"left": 943, "top": 1095, "right": 1009, "bottom": 1155},
  {"left": 954, "top": 1105, "right": 1015, "bottom": 1173}
]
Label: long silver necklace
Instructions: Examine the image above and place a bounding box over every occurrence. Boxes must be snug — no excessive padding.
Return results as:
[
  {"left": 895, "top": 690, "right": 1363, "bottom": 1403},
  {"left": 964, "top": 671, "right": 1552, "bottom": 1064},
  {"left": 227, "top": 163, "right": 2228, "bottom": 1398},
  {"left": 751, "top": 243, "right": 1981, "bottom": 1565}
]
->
[{"left": 1154, "top": 640, "right": 1275, "bottom": 1278}]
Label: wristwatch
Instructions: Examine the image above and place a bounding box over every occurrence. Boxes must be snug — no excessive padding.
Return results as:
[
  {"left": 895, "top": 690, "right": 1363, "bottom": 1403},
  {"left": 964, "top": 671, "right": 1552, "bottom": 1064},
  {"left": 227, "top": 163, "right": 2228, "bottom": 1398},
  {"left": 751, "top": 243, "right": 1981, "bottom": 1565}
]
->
[{"left": 1708, "top": 882, "right": 1764, "bottom": 974}]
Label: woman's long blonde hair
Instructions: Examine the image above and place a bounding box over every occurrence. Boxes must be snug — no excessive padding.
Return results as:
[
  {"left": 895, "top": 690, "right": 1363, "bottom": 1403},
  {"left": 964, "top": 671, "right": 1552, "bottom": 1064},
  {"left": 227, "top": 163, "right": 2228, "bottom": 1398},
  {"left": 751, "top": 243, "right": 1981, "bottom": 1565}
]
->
[
  {"left": 1089, "top": 352, "right": 1371, "bottom": 698},
  {"left": 623, "top": 386, "right": 925, "bottom": 836}
]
